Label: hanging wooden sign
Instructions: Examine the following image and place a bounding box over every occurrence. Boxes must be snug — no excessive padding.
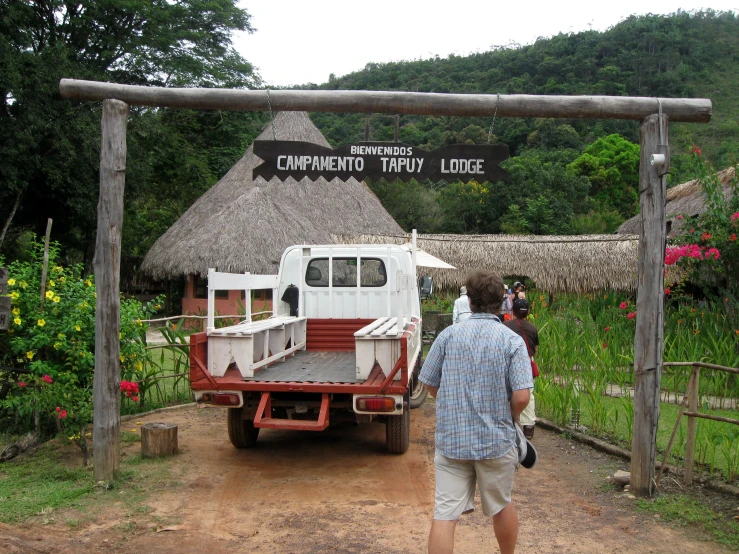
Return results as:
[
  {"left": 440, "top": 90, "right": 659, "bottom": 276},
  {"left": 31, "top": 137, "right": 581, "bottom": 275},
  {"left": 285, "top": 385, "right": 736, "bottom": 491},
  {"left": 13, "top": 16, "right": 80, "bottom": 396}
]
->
[
  {"left": 253, "top": 141, "right": 509, "bottom": 183},
  {"left": 0, "top": 268, "right": 9, "bottom": 331}
]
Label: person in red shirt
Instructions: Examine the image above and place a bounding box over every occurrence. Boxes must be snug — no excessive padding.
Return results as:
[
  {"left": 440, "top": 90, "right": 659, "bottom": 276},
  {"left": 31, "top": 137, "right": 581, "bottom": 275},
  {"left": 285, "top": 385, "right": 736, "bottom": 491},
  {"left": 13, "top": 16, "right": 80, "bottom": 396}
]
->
[{"left": 503, "top": 297, "right": 538, "bottom": 439}]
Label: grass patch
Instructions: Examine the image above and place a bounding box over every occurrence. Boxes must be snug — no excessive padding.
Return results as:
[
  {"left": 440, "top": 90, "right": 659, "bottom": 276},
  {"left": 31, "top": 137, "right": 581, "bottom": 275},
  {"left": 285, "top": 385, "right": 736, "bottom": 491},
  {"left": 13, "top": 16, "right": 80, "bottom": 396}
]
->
[
  {"left": 0, "top": 436, "right": 180, "bottom": 524},
  {"left": 637, "top": 494, "right": 739, "bottom": 550}
]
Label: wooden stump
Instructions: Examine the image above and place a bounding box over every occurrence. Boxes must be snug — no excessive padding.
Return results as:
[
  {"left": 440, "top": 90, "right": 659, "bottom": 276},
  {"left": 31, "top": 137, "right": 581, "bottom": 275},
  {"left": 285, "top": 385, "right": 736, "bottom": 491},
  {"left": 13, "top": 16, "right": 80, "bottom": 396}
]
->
[{"left": 141, "top": 423, "right": 178, "bottom": 458}]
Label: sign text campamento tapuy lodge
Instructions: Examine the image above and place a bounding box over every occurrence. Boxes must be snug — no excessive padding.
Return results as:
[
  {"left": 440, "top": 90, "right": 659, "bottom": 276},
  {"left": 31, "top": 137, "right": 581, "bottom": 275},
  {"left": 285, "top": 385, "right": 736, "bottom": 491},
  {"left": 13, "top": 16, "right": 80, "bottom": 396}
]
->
[{"left": 252, "top": 141, "right": 509, "bottom": 183}]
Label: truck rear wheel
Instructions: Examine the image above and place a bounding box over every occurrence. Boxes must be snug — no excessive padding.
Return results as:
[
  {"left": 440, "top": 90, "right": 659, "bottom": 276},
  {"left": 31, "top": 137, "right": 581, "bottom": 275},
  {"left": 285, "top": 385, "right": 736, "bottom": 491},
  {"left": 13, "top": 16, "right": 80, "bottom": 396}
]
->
[
  {"left": 386, "top": 392, "right": 410, "bottom": 454},
  {"left": 227, "top": 407, "right": 259, "bottom": 448},
  {"left": 410, "top": 358, "right": 428, "bottom": 409}
]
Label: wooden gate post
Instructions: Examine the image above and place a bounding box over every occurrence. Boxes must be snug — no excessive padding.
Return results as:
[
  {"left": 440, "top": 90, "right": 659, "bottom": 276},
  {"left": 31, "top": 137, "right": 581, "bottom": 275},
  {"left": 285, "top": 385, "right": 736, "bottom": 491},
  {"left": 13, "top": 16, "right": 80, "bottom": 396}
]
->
[
  {"left": 93, "top": 99, "right": 129, "bottom": 483},
  {"left": 630, "top": 113, "right": 668, "bottom": 497},
  {"left": 684, "top": 365, "right": 701, "bottom": 485}
]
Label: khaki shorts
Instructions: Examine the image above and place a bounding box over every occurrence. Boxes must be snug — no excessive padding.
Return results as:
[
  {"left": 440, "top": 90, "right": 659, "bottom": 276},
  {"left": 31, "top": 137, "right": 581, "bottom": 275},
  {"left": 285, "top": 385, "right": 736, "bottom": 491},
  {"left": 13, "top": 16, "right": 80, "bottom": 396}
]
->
[{"left": 433, "top": 447, "right": 517, "bottom": 520}]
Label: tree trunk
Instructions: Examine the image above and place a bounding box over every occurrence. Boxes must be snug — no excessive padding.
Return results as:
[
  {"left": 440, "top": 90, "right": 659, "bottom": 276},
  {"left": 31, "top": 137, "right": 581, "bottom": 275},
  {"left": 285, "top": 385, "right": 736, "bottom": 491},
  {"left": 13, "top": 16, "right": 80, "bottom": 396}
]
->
[
  {"left": 630, "top": 113, "right": 668, "bottom": 498},
  {"left": 0, "top": 189, "right": 23, "bottom": 251},
  {"left": 141, "top": 423, "right": 178, "bottom": 457},
  {"left": 93, "top": 99, "right": 129, "bottom": 484}
]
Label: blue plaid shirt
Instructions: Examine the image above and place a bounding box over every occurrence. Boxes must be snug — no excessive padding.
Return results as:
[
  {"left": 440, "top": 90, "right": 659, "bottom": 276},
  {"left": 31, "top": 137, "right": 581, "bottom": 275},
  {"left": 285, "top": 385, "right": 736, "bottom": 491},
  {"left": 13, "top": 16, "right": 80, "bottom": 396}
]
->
[{"left": 420, "top": 313, "right": 533, "bottom": 460}]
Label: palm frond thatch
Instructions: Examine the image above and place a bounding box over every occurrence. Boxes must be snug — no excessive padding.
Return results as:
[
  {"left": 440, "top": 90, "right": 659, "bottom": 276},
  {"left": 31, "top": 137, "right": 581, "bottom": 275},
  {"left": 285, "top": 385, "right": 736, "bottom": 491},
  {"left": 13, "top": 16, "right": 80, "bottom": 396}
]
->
[
  {"left": 618, "top": 166, "right": 736, "bottom": 235},
  {"left": 335, "top": 233, "right": 642, "bottom": 293},
  {"left": 141, "top": 112, "right": 403, "bottom": 280}
]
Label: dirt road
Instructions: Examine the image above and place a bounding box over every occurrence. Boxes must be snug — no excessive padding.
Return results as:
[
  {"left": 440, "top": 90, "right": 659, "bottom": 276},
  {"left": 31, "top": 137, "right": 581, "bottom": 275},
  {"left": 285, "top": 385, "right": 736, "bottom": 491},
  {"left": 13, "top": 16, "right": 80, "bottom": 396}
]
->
[{"left": 0, "top": 402, "right": 730, "bottom": 553}]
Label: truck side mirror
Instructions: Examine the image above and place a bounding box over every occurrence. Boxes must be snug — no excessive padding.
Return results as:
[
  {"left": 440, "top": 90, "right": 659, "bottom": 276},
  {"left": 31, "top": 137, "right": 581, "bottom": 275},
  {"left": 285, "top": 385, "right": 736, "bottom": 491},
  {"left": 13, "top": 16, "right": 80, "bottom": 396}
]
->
[{"left": 419, "top": 276, "right": 433, "bottom": 300}]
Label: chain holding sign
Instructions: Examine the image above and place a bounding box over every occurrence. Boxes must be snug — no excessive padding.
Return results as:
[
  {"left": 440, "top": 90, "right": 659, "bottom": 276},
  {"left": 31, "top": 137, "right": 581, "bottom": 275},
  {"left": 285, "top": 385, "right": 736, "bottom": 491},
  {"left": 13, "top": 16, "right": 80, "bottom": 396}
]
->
[
  {"left": 0, "top": 268, "right": 9, "bottom": 331},
  {"left": 253, "top": 141, "right": 509, "bottom": 183}
]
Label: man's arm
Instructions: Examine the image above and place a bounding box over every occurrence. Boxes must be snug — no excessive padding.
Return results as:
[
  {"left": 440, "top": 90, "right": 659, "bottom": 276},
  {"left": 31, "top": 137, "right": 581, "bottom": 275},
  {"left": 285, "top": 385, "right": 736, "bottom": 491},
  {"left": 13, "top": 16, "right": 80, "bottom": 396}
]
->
[
  {"left": 510, "top": 388, "right": 531, "bottom": 423},
  {"left": 425, "top": 384, "right": 439, "bottom": 399}
]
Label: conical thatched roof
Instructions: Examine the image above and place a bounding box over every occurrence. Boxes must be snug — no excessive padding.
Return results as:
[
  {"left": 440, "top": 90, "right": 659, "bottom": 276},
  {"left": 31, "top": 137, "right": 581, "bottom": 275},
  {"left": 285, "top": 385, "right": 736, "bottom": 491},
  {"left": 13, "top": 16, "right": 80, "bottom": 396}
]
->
[
  {"left": 336, "top": 233, "right": 641, "bottom": 293},
  {"left": 142, "top": 112, "right": 403, "bottom": 279},
  {"left": 617, "top": 167, "right": 737, "bottom": 235}
]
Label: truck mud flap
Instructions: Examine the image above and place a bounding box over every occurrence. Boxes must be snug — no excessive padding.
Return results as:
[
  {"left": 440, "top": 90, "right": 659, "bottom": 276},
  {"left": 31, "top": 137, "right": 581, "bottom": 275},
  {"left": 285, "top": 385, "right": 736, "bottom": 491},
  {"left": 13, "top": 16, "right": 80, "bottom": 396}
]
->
[{"left": 253, "top": 392, "right": 330, "bottom": 431}]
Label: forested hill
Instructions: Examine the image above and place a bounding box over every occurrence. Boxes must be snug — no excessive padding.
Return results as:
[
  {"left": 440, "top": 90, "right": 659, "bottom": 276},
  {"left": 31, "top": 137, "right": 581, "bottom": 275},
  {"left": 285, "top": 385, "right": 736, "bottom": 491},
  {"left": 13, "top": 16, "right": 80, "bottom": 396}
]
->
[{"left": 301, "top": 10, "right": 739, "bottom": 236}]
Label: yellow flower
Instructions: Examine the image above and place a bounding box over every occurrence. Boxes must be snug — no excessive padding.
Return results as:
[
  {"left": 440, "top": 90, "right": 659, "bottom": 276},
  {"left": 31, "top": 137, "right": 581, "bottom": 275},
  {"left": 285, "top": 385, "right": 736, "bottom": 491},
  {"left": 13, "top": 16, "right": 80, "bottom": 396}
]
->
[
  {"left": 136, "top": 319, "right": 142, "bottom": 325},
  {"left": 54, "top": 342, "right": 62, "bottom": 350},
  {"left": 37, "top": 319, "right": 46, "bottom": 327},
  {"left": 53, "top": 266, "right": 63, "bottom": 273},
  {"left": 136, "top": 361, "right": 143, "bottom": 372},
  {"left": 58, "top": 333, "right": 66, "bottom": 339},
  {"left": 49, "top": 280, "right": 55, "bottom": 287},
  {"left": 58, "top": 276, "right": 66, "bottom": 283},
  {"left": 119, "top": 355, "right": 125, "bottom": 363},
  {"left": 154, "top": 304, "right": 161, "bottom": 310},
  {"left": 11, "top": 307, "right": 19, "bottom": 315},
  {"left": 45, "top": 290, "right": 54, "bottom": 299},
  {"left": 26, "top": 351, "right": 34, "bottom": 360},
  {"left": 19, "top": 281, "right": 27, "bottom": 289},
  {"left": 7, "top": 278, "right": 15, "bottom": 286},
  {"left": 53, "top": 296, "right": 60, "bottom": 303},
  {"left": 85, "top": 279, "right": 92, "bottom": 287},
  {"left": 13, "top": 317, "right": 21, "bottom": 326},
  {"left": 75, "top": 325, "right": 81, "bottom": 332},
  {"left": 10, "top": 291, "right": 19, "bottom": 300},
  {"left": 92, "top": 292, "right": 97, "bottom": 298}
]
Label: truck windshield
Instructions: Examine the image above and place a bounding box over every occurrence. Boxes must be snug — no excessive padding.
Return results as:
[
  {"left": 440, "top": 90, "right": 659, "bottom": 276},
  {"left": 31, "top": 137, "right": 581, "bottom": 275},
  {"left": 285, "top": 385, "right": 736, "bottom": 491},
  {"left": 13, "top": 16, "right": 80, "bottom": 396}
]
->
[{"left": 305, "top": 258, "right": 386, "bottom": 287}]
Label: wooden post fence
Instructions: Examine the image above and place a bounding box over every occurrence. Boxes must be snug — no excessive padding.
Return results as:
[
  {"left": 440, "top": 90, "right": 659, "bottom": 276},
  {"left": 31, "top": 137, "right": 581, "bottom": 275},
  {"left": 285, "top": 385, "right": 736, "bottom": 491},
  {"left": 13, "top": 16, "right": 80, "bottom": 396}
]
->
[
  {"left": 630, "top": 113, "right": 668, "bottom": 497},
  {"left": 92, "top": 99, "right": 129, "bottom": 483},
  {"left": 61, "top": 79, "right": 712, "bottom": 493}
]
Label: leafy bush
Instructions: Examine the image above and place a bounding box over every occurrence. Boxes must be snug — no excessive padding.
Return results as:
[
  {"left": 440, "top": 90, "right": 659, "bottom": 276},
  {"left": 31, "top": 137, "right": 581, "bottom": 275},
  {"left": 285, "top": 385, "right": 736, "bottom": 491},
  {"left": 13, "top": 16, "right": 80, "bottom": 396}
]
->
[{"left": 0, "top": 239, "right": 157, "bottom": 463}]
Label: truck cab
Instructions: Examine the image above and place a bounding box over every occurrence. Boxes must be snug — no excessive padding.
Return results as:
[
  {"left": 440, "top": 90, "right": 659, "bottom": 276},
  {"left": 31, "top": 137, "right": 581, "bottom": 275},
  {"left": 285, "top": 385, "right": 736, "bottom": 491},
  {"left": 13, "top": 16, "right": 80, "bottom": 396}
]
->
[{"left": 189, "top": 238, "right": 432, "bottom": 453}]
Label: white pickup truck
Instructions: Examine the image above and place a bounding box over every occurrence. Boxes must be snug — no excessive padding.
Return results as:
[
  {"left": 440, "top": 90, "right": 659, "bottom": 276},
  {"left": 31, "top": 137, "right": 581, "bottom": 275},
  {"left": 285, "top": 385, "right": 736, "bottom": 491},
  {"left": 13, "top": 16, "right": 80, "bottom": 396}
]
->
[{"left": 189, "top": 235, "right": 440, "bottom": 453}]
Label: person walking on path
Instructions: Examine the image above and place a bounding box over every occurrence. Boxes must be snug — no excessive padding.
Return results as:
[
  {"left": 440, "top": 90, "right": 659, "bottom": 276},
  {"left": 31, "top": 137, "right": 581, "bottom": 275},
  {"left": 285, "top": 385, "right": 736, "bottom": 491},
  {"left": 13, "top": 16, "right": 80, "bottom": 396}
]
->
[
  {"left": 503, "top": 297, "right": 539, "bottom": 439},
  {"left": 452, "top": 286, "right": 471, "bottom": 324},
  {"left": 420, "top": 270, "right": 533, "bottom": 554}
]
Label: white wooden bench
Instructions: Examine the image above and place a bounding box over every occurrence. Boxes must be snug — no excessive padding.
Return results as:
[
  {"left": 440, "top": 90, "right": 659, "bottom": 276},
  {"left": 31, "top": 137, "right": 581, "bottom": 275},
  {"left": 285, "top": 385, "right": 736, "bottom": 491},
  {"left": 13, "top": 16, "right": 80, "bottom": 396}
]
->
[
  {"left": 207, "top": 316, "right": 308, "bottom": 378},
  {"left": 354, "top": 316, "right": 420, "bottom": 380}
]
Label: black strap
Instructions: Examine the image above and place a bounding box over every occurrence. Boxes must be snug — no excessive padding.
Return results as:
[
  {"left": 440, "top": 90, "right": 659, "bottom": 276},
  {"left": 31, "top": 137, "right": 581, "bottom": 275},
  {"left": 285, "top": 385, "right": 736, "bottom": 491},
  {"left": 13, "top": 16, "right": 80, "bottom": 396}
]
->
[{"left": 515, "top": 319, "right": 533, "bottom": 357}]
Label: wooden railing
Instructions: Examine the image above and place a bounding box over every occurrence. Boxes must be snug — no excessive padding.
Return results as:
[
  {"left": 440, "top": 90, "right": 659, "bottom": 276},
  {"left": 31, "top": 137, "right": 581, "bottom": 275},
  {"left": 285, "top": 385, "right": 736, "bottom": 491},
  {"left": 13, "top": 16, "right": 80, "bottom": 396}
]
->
[{"left": 657, "top": 361, "right": 739, "bottom": 486}]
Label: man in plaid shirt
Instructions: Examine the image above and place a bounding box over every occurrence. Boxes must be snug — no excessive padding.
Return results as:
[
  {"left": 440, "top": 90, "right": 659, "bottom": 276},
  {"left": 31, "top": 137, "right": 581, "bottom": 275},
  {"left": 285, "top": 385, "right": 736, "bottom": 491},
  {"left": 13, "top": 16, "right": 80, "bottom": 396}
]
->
[{"left": 420, "top": 270, "right": 532, "bottom": 554}]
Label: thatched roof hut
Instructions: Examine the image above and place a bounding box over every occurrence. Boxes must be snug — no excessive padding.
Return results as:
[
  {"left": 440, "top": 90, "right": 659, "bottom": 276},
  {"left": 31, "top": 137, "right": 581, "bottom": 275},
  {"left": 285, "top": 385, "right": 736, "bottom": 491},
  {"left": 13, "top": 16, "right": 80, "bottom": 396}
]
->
[
  {"left": 336, "top": 233, "right": 641, "bottom": 293},
  {"left": 141, "top": 112, "right": 403, "bottom": 279},
  {"left": 617, "top": 167, "right": 737, "bottom": 235}
]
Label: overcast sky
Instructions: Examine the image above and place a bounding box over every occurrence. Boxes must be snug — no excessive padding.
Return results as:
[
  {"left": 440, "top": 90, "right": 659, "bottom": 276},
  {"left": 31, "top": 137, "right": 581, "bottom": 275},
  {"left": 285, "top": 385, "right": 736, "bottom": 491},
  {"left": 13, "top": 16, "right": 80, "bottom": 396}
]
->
[{"left": 234, "top": 1, "right": 737, "bottom": 87}]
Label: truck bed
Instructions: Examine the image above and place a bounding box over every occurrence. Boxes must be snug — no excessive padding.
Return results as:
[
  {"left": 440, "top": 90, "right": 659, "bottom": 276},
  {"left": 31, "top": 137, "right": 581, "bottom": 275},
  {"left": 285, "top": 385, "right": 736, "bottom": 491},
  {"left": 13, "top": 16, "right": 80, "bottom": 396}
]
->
[{"left": 245, "top": 351, "right": 360, "bottom": 383}]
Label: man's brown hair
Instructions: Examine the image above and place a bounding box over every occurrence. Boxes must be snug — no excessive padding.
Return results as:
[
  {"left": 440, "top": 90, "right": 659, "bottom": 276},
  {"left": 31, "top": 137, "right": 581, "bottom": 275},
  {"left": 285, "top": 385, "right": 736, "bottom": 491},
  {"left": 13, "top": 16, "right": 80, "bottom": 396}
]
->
[{"left": 465, "top": 270, "right": 504, "bottom": 314}]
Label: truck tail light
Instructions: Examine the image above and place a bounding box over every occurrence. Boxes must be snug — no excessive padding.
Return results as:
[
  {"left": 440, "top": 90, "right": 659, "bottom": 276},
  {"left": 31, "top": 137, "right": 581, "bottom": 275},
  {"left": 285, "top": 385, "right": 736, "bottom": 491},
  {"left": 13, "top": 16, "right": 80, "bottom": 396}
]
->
[
  {"left": 355, "top": 396, "right": 397, "bottom": 412},
  {"left": 201, "top": 392, "right": 241, "bottom": 406}
]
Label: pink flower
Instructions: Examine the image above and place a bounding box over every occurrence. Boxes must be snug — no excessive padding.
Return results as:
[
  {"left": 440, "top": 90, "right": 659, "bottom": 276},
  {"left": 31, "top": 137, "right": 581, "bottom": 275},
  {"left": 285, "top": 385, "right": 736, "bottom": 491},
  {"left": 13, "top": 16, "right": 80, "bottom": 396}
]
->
[
  {"left": 664, "top": 288, "right": 671, "bottom": 295},
  {"left": 730, "top": 211, "right": 739, "bottom": 222},
  {"left": 690, "top": 144, "right": 702, "bottom": 156},
  {"left": 604, "top": 326, "right": 610, "bottom": 332},
  {"left": 676, "top": 214, "right": 684, "bottom": 220},
  {"left": 132, "top": 396, "right": 139, "bottom": 403},
  {"left": 627, "top": 312, "right": 637, "bottom": 320},
  {"left": 41, "top": 375, "right": 53, "bottom": 384},
  {"left": 619, "top": 302, "right": 627, "bottom": 309},
  {"left": 705, "top": 248, "right": 720, "bottom": 260},
  {"left": 58, "top": 410, "right": 67, "bottom": 419},
  {"left": 55, "top": 406, "right": 61, "bottom": 412},
  {"left": 18, "top": 381, "right": 27, "bottom": 388}
]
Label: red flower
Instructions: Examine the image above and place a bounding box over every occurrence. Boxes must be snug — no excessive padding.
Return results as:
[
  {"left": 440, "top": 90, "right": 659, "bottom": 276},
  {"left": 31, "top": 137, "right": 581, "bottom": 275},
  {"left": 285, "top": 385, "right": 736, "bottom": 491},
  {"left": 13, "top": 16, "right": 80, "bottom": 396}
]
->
[
  {"left": 676, "top": 214, "right": 684, "bottom": 220},
  {"left": 602, "top": 342, "right": 608, "bottom": 349},
  {"left": 619, "top": 302, "right": 627, "bottom": 309},
  {"left": 58, "top": 410, "right": 67, "bottom": 419},
  {"left": 690, "top": 144, "right": 702, "bottom": 156},
  {"left": 604, "top": 326, "right": 610, "bottom": 332},
  {"left": 731, "top": 234, "right": 737, "bottom": 242},
  {"left": 664, "top": 288, "right": 671, "bottom": 295},
  {"left": 41, "top": 375, "right": 53, "bottom": 384},
  {"left": 17, "top": 381, "right": 27, "bottom": 388},
  {"left": 55, "top": 406, "right": 61, "bottom": 412},
  {"left": 689, "top": 228, "right": 694, "bottom": 233},
  {"left": 627, "top": 312, "right": 637, "bottom": 320},
  {"left": 701, "top": 232, "right": 712, "bottom": 242},
  {"left": 730, "top": 211, "right": 739, "bottom": 222},
  {"left": 132, "top": 396, "right": 139, "bottom": 403}
]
